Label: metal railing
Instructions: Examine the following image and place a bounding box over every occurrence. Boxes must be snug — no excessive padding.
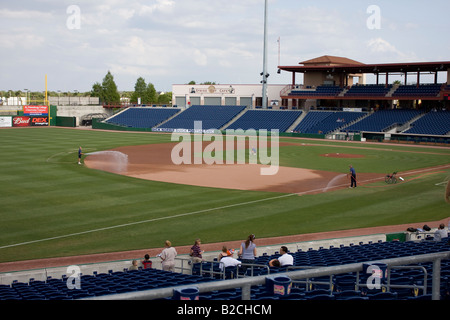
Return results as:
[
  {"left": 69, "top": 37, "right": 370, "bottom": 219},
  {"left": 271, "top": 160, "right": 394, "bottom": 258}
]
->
[{"left": 83, "top": 251, "right": 449, "bottom": 300}]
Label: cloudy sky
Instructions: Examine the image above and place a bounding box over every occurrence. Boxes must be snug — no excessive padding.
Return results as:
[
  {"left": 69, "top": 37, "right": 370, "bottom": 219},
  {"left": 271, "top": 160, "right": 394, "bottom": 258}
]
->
[{"left": 1, "top": 0, "right": 449, "bottom": 93}]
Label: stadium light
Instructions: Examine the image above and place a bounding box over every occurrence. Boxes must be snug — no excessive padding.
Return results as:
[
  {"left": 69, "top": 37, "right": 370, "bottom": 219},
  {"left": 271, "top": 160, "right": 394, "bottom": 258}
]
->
[{"left": 261, "top": 0, "right": 268, "bottom": 109}]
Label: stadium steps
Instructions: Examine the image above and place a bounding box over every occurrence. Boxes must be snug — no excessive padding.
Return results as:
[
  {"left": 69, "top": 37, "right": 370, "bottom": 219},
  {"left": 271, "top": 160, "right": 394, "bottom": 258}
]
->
[
  {"left": 338, "top": 87, "right": 349, "bottom": 97},
  {"left": 219, "top": 107, "right": 249, "bottom": 130},
  {"left": 286, "top": 110, "right": 307, "bottom": 132},
  {"left": 399, "top": 113, "right": 427, "bottom": 133},
  {"left": 336, "top": 112, "right": 372, "bottom": 133},
  {"left": 152, "top": 108, "right": 185, "bottom": 129},
  {"left": 386, "top": 83, "right": 400, "bottom": 97}
]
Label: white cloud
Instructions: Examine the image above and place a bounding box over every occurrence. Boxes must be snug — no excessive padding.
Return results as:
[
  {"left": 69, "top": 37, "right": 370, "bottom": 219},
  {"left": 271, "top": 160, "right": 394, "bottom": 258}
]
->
[
  {"left": 366, "top": 38, "right": 418, "bottom": 62},
  {"left": 0, "top": 1, "right": 447, "bottom": 92}
]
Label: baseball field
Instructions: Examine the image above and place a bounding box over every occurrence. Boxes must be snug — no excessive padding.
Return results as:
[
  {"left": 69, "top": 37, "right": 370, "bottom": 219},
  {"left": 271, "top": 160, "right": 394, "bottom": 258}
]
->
[{"left": 0, "top": 127, "right": 449, "bottom": 264}]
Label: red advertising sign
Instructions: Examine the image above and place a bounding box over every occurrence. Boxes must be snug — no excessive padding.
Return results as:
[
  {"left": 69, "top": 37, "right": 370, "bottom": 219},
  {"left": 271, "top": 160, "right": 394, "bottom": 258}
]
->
[
  {"left": 13, "top": 116, "right": 31, "bottom": 127},
  {"left": 31, "top": 117, "right": 49, "bottom": 126},
  {"left": 23, "top": 105, "right": 48, "bottom": 116}
]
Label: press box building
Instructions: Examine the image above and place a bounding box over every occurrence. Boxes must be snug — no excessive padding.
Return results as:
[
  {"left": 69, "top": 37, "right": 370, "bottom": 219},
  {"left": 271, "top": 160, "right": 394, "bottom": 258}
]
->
[{"left": 171, "top": 84, "right": 287, "bottom": 109}]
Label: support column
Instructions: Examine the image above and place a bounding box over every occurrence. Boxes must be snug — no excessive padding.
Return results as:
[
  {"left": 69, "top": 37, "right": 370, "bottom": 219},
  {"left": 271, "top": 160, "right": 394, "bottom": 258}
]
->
[{"left": 432, "top": 258, "right": 441, "bottom": 300}]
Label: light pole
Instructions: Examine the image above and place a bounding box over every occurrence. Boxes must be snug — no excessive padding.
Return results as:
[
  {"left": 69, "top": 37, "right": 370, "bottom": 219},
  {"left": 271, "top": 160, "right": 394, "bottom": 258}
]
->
[{"left": 261, "top": 0, "right": 269, "bottom": 109}]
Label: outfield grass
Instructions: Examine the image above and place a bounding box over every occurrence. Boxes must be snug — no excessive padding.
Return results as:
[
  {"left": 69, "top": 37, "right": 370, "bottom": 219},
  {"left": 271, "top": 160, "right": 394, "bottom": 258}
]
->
[{"left": 0, "top": 127, "right": 449, "bottom": 263}]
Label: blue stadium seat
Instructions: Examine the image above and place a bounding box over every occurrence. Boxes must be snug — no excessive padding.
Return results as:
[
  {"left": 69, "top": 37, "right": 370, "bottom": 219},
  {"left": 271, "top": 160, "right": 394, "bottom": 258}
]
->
[
  {"left": 404, "top": 110, "right": 450, "bottom": 135},
  {"left": 226, "top": 110, "right": 302, "bottom": 132},
  {"left": 106, "top": 107, "right": 181, "bottom": 129},
  {"left": 158, "top": 105, "right": 246, "bottom": 131},
  {"left": 345, "top": 109, "right": 422, "bottom": 133}
]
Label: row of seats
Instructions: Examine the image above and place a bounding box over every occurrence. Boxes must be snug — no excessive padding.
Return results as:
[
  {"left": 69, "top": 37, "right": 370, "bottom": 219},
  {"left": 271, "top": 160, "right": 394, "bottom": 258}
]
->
[
  {"left": 289, "top": 86, "right": 343, "bottom": 97},
  {"left": 404, "top": 110, "right": 450, "bottom": 135},
  {"left": 226, "top": 110, "right": 303, "bottom": 132},
  {"left": 392, "top": 84, "right": 443, "bottom": 97},
  {"left": 1, "top": 237, "right": 448, "bottom": 300},
  {"left": 344, "top": 84, "right": 393, "bottom": 97},
  {"left": 157, "top": 105, "right": 246, "bottom": 131},
  {"left": 293, "top": 111, "right": 367, "bottom": 134},
  {"left": 345, "top": 109, "right": 423, "bottom": 133},
  {"left": 288, "top": 84, "right": 444, "bottom": 98},
  {"left": 103, "top": 107, "right": 449, "bottom": 137},
  {"left": 106, "top": 108, "right": 181, "bottom": 129},
  {"left": 0, "top": 268, "right": 215, "bottom": 300}
]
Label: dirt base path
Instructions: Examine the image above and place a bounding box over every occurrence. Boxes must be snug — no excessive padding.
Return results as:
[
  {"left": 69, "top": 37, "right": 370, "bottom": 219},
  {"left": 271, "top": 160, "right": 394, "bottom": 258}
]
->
[{"left": 84, "top": 142, "right": 383, "bottom": 194}]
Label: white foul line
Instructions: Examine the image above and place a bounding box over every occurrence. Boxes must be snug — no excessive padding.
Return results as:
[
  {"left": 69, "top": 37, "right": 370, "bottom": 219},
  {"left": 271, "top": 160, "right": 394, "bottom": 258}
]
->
[{"left": 2, "top": 165, "right": 448, "bottom": 250}]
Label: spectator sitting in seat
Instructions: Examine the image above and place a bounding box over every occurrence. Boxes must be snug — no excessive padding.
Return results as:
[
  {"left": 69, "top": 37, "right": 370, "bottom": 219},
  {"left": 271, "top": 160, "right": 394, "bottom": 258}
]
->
[
  {"left": 434, "top": 223, "right": 448, "bottom": 241},
  {"left": 278, "top": 246, "right": 294, "bottom": 266},
  {"left": 269, "top": 246, "right": 293, "bottom": 267},
  {"left": 219, "top": 246, "right": 241, "bottom": 271}
]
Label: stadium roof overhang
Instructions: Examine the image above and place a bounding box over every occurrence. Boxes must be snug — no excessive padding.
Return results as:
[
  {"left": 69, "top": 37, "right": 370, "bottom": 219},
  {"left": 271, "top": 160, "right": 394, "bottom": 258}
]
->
[{"left": 278, "top": 61, "right": 450, "bottom": 76}]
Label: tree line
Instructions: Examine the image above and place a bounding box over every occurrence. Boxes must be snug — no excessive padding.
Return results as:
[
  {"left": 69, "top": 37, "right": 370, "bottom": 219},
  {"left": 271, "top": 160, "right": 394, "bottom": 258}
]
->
[
  {"left": 0, "top": 71, "right": 172, "bottom": 106},
  {"left": 91, "top": 71, "right": 171, "bottom": 105}
]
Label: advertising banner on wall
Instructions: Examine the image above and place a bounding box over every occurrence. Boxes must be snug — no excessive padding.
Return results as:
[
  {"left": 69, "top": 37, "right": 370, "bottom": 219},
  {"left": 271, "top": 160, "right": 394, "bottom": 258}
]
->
[
  {"left": 23, "top": 105, "right": 49, "bottom": 116},
  {"left": 31, "top": 117, "right": 49, "bottom": 126},
  {"left": 12, "top": 116, "right": 49, "bottom": 127},
  {"left": 0, "top": 116, "right": 12, "bottom": 127},
  {"left": 13, "top": 116, "right": 31, "bottom": 127}
]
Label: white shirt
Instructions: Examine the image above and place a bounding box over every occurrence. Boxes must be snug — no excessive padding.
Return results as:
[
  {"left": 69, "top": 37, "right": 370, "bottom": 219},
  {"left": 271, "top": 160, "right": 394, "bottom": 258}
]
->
[
  {"left": 219, "top": 256, "right": 241, "bottom": 270},
  {"left": 278, "top": 253, "right": 294, "bottom": 266},
  {"left": 434, "top": 229, "right": 448, "bottom": 241}
]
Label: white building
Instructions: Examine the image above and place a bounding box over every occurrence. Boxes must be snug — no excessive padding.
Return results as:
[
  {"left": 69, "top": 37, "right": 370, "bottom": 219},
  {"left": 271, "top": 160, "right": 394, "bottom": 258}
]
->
[{"left": 172, "top": 84, "right": 288, "bottom": 109}]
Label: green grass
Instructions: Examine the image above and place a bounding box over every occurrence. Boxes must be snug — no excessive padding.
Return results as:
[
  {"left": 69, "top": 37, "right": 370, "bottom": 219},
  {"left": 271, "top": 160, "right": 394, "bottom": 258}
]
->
[{"left": 0, "top": 127, "right": 449, "bottom": 263}]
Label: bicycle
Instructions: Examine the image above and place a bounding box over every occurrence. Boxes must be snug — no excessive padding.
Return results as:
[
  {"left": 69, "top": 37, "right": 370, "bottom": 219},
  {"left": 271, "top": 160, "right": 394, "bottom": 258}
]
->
[{"left": 385, "top": 171, "right": 397, "bottom": 184}]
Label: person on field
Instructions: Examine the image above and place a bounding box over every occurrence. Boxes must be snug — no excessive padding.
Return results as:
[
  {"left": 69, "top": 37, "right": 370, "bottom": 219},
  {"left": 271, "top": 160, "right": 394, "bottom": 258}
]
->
[
  {"left": 78, "top": 146, "right": 83, "bottom": 165},
  {"left": 349, "top": 164, "right": 357, "bottom": 188}
]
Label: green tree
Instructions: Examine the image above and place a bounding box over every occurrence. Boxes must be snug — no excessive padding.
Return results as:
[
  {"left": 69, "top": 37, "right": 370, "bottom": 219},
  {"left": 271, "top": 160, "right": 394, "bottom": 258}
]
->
[
  {"left": 130, "top": 77, "right": 147, "bottom": 104},
  {"left": 90, "top": 82, "right": 103, "bottom": 99},
  {"left": 90, "top": 71, "right": 120, "bottom": 105},
  {"left": 158, "top": 92, "right": 172, "bottom": 104},
  {"left": 102, "top": 71, "right": 121, "bottom": 105},
  {"left": 145, "top": 82, "right": 157, "bottom": 104},
  {"left": 131, "top": 77, "right": 158, "bottom": 104}
]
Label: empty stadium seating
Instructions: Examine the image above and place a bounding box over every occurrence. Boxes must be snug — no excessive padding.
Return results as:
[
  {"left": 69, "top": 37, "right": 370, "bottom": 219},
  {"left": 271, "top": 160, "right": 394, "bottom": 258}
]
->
[
  {"left": 156, "top": 105, "right": 246, "bottom": 131},
  {"left": 105, "top": 107, "right": 181, "bottom": 129},
  {"left": 292, "top": 111, "right": 367, "bottom": 134},
  {"left": 344, "top": 109, "right": 422, "bottom": 133},
  {"left": 289, "top": 85, "right": 343, "bottom": 97},
  {"left": 225, "top": 110, "right": 303, "bottom": 132},
  {"left": 404, "top": 110, "right": 450, "bottom": 135},
  {"left": 392, "top": 84, "right": 443, "bottom": 97},
  {"left": 1, "top": 237, "right": 448, "bottom": 300},
  {"left": 345, "top": 84, "right": 393, "bottom": 97}
]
